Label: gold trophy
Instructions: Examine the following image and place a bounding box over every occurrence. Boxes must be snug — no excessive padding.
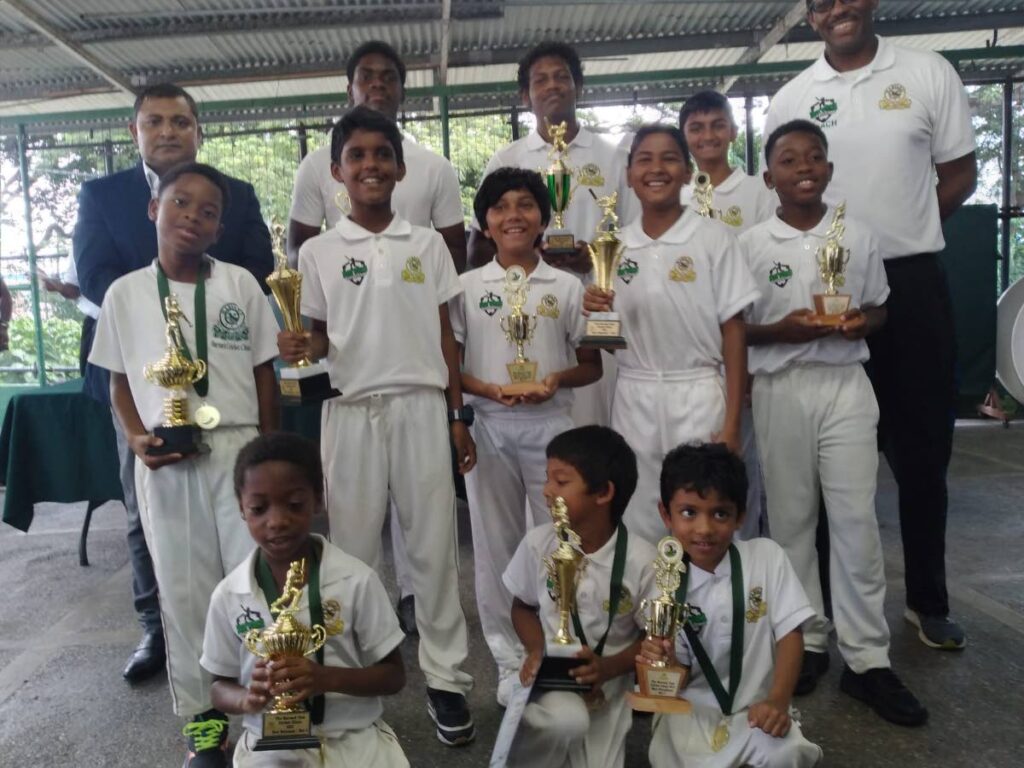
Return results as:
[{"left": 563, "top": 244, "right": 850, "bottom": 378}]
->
[
  {"left": 143, "top": 294, "right": 206, "bottom": 455},
  {"left": 692, "top": 171, "right": 721, "bottom": 219},
  {"left": 812, "top": 202, "right": 852, "bottom": 324},
  {"left": 581, "top": 191, "right": 628, "bottom": 350},
  {"left": 499, "top": 265, "right": 544, "bottom": 396},
  {"left": 535, "top": 496, "right": 590, "bottom": 691},
  {"left": 628, "top": 537, "right": 693, "bottom": 714},
  {"left": 244, "top": 558, "right": 328, "bottom": 751},
  {"left": 544, "top": 119, "right": 577, "bottom": 256},
  {"left": 265, "top": 222, "right": 336, "bottom": 401}
]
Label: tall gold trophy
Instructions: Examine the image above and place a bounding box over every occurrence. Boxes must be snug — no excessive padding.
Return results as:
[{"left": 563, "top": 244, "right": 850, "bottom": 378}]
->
[
  {"left": 499, "top": 265, "right": 544, "bottom": 396},
  {"left": 535, "top": 497, "right": 590, "bottom": 691},
  {"left": 143, "top": 294, "right": 206, "bottom": 455},
  {"left": 544, "top": 119, "right": 577, "bottom": 257},
  {"left": 692, "top": 171, "right": 721, "bottom": 219},
  {"left": 244, "top": 559, "right": 329, "bottom": 751},
  {"left": 812, "top": 202, "right": 852, "bottom": 325},
  {"left": 265, "top": 223, "right": 335, "bottom": 401},
  {"left": 581, "top": 191, "right": 628, "bottom": 350},
  {"left": 628, "top": 537, "right": 693, "bottom": 714}
]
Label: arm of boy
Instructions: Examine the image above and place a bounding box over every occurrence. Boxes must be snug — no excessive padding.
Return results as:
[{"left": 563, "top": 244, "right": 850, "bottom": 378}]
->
[
  {"left": 511, "top": 597, "right": 546, "bottom": 686},
  {"left": 712, "top": 314, "right": 746, "bottom": 455},
  {"left": 461, "top": 370, "right": 523, "bottom": 407},
  {"left": 746, "top": 309, "right": 837, "bottom": 346},
  {"left": 110, "top": 371, "right": 185, "bottom": 470},
  {"left": 636, "top": 635, "right": 678, "bottom": 667},
  {"left": 573, "top": 637, "right": 643, "bottom": 689},
  {"left": 253, "top": 361, "right": 279, "bottom": 432},
  {"left": 211, "top": 662, "right": 272, "bottom": 715},
  {"left": 521, "top": 346, "right": 603, "bottom": 405},
  {"left": 268, "top": 647, "right": 406, "bottom": 707},
  {"left": 440, "top": 304, "right": 477, "bottom": 473},
  {"left": 747, "top": 628, "right": 802, "bottom": 738},
  {"left": 837, "top": 304, "right": 886, "bottom": 341},
  {"left": 582, "top": 283, "right": 614, "bottom": 316}
]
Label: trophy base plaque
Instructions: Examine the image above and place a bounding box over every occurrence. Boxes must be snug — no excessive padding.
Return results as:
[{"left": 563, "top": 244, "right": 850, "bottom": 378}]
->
[
  {"left": 535, "top": 641, "right": 590, "bottom": 692},
  {"left": 280, "top": 362, "right": 338, "bottom": 403},
  {"left": 503, "top": 360, "right": 545, "bottom": 397},
  {"left": 628, "top": 662, "right": 691, "bottom": 713},
  {"left": 812, "top": 294, "right": 852, "bottom": 325},
  {"left": 147, "top": 424, "right": 205, "bottom": 456},
  {"left": 580, "top": 312, "right": 627, "bottom": 350},
  {"left": 252, "top": 710, "right": 322, "bottom": 752},
  {"left": 545, "top": 231, "right": 577, "bottom": 258},
  {"left": 627, "top": 690, "right": 693, "bottom": 714}
]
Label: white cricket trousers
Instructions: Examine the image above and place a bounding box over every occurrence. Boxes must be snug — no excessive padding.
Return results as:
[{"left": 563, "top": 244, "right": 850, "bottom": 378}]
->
[
  {"left": 465, "top": 409, "right": 574, "bottom": 673},
  {"left": 614, "top": 367, "right": 726, "bottom": 545},
  {"left": 135, "top": 425, "right": 257, "bottom": 717},
  {"left": 234, "top": 720, "right": 408, "bottom": 767},
  {"left": 571, "top": 351, "right": 617, "bottom": 427},
  {"left": 321, "top": 389, "right": 472, "bottom": 694},
  {"left": 753, "top": 363, "right": 891, "bottom": 672}
]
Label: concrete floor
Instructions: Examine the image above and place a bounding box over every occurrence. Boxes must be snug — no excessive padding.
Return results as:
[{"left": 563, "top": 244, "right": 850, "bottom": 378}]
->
[{"left": 1, "top": 422, "right": 1023, "bottom": 767}]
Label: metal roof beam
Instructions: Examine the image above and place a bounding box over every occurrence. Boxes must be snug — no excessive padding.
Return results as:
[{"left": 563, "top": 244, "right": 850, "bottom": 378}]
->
[
  {"left": 720, "top": 0, "right": 807, "bottom": 93},
  {"left": 439, "top": 0, "right": 453, "bottom": 85}
]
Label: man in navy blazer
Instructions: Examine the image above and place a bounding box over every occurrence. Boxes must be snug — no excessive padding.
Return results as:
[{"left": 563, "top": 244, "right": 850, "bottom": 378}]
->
[{"left": 73, "top": 83, "right": 273, "bottom": 688}]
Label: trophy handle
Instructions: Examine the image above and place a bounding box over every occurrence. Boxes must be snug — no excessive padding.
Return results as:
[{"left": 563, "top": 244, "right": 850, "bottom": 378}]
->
[
  {"left": 193, "top": 358, "right": 207, "bottom": 382},
  {"left": 243, "top": 628, "right": 269, "bottom": 659},
  {"left": 500, "top": 315, "right": 510, "bottom": 334},
  {"left": 307, "top": 625, "right": 327, "bottom": 655}
]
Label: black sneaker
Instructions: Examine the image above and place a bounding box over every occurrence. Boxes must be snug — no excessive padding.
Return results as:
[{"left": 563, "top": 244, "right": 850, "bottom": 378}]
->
[
  {"left": 182, "top": 709, "right": 229, "bottom": 767},
  {"left": 426, "top": 687, "right": 475, "bottom": 746},
  {"left": 839, "top": 665, "right": 928, "bottom": 727},
  {"left": 794, "top": 649, "right": 829, "bottom": 695},
  {"left": 397, "top": 594, "right": 419, "bottom": 637}
]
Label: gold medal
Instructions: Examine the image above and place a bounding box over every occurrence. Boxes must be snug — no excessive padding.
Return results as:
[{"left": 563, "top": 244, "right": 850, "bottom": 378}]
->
[
  {"left": 194, "top": 403, "right": 221, "bottom": 430},
  {"left": 711, "top": 719, "right": 730, "bottom": 752}
]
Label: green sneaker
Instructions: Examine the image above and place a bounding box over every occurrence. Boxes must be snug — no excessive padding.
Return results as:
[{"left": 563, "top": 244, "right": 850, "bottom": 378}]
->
[{"left": 904, "top": 609, "right": 966, "bottom": 650}]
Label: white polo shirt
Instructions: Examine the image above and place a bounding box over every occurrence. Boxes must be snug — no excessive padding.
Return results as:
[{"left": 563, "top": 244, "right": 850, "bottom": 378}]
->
[
  {"left": 299, "top": 214, "right": 462, "bottom": 402},
  {"left": 613, "top": 209, "right": 760, "bottom": 374},
  {"left": 740, "top": 208, "right": 890, "bottom": 375},
  {"left": 89, "top": 257, "right": 279, "bottom": 430},
  {"left": 673, "top": 537, "right": 815, "bottom": 712},
  {"left": 290, "top": 136, "right": 465, "bottom": 230},
  {"left": 476, "top": 126, "right": 640, "bottom": 241},
  {"left": 504, "top": 524, "right": 657, "bottom": 657},
  {"left": 450, "top": 258, "right": 586, "bottom": 418},
  {"left": 680, "top": 168, "right": 777, "bottom": 234},
  {"left": 201, "top": 535, "right": 406, "bottom": 739},
  {"left": 765, "top": 36, "right": 975, "bottom": 258}
]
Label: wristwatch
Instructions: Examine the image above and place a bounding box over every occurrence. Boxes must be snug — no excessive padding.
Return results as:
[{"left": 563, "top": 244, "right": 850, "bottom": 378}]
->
[{"left": 448, "top": 405, "right": 475, "bottom": 427}]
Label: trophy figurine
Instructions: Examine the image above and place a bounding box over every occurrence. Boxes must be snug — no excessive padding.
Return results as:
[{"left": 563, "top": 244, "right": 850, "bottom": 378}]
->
[
  {"left": 692, "top": 171, "right": 721, "bottom": 219},
  {"left": 265, "top": 222, "right": 336, "bottom": 402},
  {"left": 581, "top": 191, "right": 628, "bottom": 350},
  {"left": 499, "top": 265, "right": 544, "bottom": 397},
  {"left": 628, "top": 537, "right": 693, "bottom": 714},
  {"left": 244, "top": 558, "right": 328, "bottom": 751},
  {"left": 812, "top": 202, "right": 852, "bottom": 324},
  {"left": 143, "top": 294, "right": 206, "bottom": 455},
  {"left": 535, "top": 497, "right": 590, "bottom": 691},
  {"left": 544, "top": 119, "right": 577, "bottom": 257}
]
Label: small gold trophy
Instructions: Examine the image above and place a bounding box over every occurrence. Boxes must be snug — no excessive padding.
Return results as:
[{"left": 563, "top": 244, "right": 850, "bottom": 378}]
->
[
  {"left": 544, "top": 119, "right": 577, "bottom": 256},
  {"left": 499, "top": 265, "right": 544, "bottom": 396},
  {"left": 581, "top": 191, "right": 628, "bottom": 350},
  {"left": 692, "top": 171, "right": 721, "bottom": 220},
  {"left": 628, "top": 537, "right": 693, "bottom": 714},
  {"left": 244, "top": 558, "right": 328, "bottom": 751},
  {"left": 143, "top": 294, "right": 206, "bottom": 455},
  {"left": 812, "top": 202, "right": 852, "bottom": 324},
  {"left": 535, "top": 497, "right": 590, "bottom": 691},
  {"left": 265, "top": 222, "right": 336, "bottom": 401}
]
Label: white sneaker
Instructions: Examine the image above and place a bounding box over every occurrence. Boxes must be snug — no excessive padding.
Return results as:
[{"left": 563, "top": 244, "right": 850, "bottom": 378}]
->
[{"left": 496, "top": 668, "right": 517, "bottom": 708}]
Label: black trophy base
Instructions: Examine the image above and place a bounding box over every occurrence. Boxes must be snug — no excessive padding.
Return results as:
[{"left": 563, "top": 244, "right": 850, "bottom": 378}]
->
[
  {"left": 534, "top": 655, "right": 591, "bottom": 693},
  {"left": 579, "top": 314, "right": 627, "bottom": 350},
  {"left": 146, "top": 424, "right": 205, "bottom": 456},
  {"left": 579, "top": 334, "right": 628, "bottom": 350},
  {"left": 279, "top": 369, "right": 339, "bottom": 405},
  {"left": 544, "top": 231, "right": 577, "bottom": 258},
  {"left": 252, "top": 734, "right": 323, "bottom": 752}
]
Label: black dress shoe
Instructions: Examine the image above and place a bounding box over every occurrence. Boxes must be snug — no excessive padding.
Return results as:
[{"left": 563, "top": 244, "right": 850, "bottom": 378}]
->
[
  {"left": 839, "top": 665, "right": 929, "bottom": 727},
  {"left": 123, "top": 629, "right": 166, "bottom": 683},
  {"left": 794, "top": 649, "right": 829, "bottom": 695},
  {"left": 397, "top": 595, "right": 418, "bottom": 637}
]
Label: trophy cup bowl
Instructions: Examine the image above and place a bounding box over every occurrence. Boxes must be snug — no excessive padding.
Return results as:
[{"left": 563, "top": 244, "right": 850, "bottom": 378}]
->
[
  {"left": 143, "top": 337, "right": 206, "bottom": 456},
  {"left": 500, "top": 312, "right": 543, "bottom": 396},
  {"left": 581, "top": 233, "right": 628, "bottom": 350},
  {"left": 812, "top": 203, "right": 852, "bottom": 325}
]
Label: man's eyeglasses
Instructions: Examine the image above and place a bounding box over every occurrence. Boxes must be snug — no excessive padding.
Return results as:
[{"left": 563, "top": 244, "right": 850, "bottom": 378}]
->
[{"left": 807, "top": 0, "right": 857, "bottom": 14}]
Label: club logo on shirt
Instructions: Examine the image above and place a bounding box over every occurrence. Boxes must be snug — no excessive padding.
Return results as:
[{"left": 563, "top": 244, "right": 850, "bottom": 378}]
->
[
  {"left": 809, "top": 97, "right": 838, "bottom": 127},
  {"left": 213, "top": 303, "right": 249, "bottom": 342},
  {"left": 617, "top": 257, "right": 639, "bottom": 284},
  {"left": 235, "top": 604, "right": 265, "bottom": 635},
  {"left": 479, "top": 291, "right": 503, "bottom": 316},
  {"left": 323, "top": 598, "right": 345, "bottom": 636},
  {"left": 683, "top": 604, "right": 707, "bottom": 636},
  {"left": 669, "top": 255, "right": 697, "bottom": 283},
  {"left": 537, "top": 294, "right": 560, "bottom": 319},
  {"left": 342, "top": 257, "right": 368, "bottom": 285},
  {"left": 745, "top": 587, "right": 768, "bottom": 623},
  {"left": 602, "top": 585, "right": 633, "bottom": 616},
  {"left": 721, "top": 206, "right": 743, "bottom": 228},
  {"left": 576, "top": 162, "right": 605, "bottom": 187},
  {"left": 879, "top": 83, "right": 912, "bottom": 110},
  {"left": 401, "top": 257, "right": 425, "bottom": 284},
  {"left": 769, "top": 261, "right": 793, "bottom": 288}
]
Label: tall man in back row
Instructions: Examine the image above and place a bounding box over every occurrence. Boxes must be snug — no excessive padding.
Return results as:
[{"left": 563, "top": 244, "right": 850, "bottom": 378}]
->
[{"left": 765, "top": 0, "right": 977, "bottom": 676}]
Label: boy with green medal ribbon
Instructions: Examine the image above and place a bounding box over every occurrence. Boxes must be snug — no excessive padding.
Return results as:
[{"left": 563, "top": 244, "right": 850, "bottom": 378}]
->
[{"left": 642, "top": 443, "right": 822, "bottom": 768}]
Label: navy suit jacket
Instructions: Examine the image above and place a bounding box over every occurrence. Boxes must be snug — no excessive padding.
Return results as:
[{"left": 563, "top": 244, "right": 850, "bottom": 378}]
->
[{"left": 73, "top": 163, "right": 274, "bottom": 404}]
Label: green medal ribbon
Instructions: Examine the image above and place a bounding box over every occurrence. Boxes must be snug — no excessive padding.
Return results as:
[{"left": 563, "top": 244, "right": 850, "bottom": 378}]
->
[
  {"left": 255, "top": 543, "right": 326, "bottom": 725},
  {"left": 570, "top": 523, "right": 628, "bottom": 657},
  {"left": 155, "top": 261, "right": 209, "bottom": 397},
  {"left": 675, "top": 544, "right": 744, "bottom": 716}
]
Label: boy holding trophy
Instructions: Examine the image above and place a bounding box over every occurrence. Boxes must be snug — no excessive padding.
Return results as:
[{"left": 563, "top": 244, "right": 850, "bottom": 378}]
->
[
  {"left": 202, "top": 432, "right": 408, "bottom": 767},
  {"left": 450, "top": 168, "right": 601, "bottom": 705},
  {"left": 642, "top": 443, "right": 821, "bottom": 767},
  {"left": 501, "top": 426, "right": 657, "bottom": 768},
  {"left": 89, "top": 162, "right": 279, "bottom": 766},
  {"left": 739, "top": 120, "right": 926, "bottom": 726}
]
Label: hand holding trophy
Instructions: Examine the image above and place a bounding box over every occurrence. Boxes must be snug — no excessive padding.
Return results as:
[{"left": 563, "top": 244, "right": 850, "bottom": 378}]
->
[
  {"left": 811, "top": 203, "right": 852, "bottom": 325},
  {"left": 499, "top": 265, "right": 544, "bottom": 396},
  {"left": 580, "top": 190, "right": 628, "bottom": 350}
]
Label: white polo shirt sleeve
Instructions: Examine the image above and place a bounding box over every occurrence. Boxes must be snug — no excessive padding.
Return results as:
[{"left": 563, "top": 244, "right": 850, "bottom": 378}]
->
[
  {"left": 200, "top": 581, "right": 244, "bottom": 679},
  {"left": 565, "top": 276, "right": 587, "bottom": 347},
  {"left": 449, "top": 280, "right": 468, "bottom": 346},
  {"left": 931, "top": 57, "right": 976, "bottom": 164},
  {"left": 431, "top": 233, "right": 463, "bottom": 305},
  {"left": 241, "top": 272, "right": 281, "bottom": 365},
  {"left": 710, "top": 229, "right": 761, "bottom": 323},
  {"left": 298, "top": 237, "right": 328, "bottom": 322},
  {"left": 761, "top": 539, "right": 816, "bottom": 640},
  {"left": 289, "top": 149, "right": 329, "bottom": 228},
  {"left": 503, "top": 535, "right": 541, "bottom": 608},
  {"left": 861, "top": 231, "right": 890, "bottom": 308},
  {"left": 432, "top": 160, "right": 466, "bottom": 229},
  {"left": 351, "top": 567, "right": 407, "bottom": 665},
  {"left": 89, "top": 280, "right": 128, "bottom": 374}
]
